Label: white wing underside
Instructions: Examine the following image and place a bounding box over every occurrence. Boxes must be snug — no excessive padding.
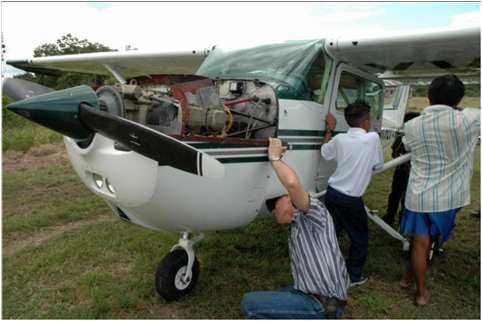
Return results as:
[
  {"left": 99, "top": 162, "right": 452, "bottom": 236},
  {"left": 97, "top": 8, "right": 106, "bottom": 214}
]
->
[
  {"left": 7, "top": 48, "right": 211, "bottom": 78},
  {"left": 7, "top": 27, "right": 480, "bottom": 78},
  {"left": 325, "top": 27, "right": 480, "bottom": 75}
]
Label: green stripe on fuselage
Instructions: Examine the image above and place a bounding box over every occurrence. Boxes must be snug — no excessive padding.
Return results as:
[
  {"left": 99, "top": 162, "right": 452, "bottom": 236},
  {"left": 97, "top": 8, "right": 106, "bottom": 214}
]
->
[
  {"left": 187, "top": 142, "right": 264, "bottom": 149},
  {"left": 218, "top": 156, "right": 269, "bottom": 164},
  {"left": 278, "top": 129, "right": 325, "bottom": 137},
  {"left": 291, "top": 144, "right": 321, "bottom": 150},
  {"left": 214, "top": 144, "right": 321, "bottom": 163}
]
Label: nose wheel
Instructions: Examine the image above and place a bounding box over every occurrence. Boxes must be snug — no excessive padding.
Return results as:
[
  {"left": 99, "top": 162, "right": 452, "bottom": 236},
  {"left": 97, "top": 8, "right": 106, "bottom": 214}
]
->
[{"left": 155, "top": 232, "right": 203, "bottom": 301}]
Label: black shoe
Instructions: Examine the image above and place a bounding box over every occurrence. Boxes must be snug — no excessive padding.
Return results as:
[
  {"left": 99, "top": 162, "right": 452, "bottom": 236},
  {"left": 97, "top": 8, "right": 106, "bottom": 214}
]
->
[{"left": 349, "top": 275, "right": 368, "bottom": 288}]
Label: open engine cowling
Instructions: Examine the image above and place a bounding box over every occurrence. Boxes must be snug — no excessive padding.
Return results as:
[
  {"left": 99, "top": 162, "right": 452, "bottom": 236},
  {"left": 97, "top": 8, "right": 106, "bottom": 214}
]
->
[{"left": 97, "top": 77, "right": 279, "bottom": 140}]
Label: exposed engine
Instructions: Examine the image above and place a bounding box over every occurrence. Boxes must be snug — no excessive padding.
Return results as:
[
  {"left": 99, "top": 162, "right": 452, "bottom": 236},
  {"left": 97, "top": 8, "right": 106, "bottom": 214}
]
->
[{"left": 96, "top": 78, "right": 278, "bottom": 139}]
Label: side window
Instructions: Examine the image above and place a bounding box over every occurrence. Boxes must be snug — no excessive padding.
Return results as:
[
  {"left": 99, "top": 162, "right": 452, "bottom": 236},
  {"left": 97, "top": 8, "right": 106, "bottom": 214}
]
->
[
  {"left": 336, "top": 71, "right": 383, "bottom": 120},
  {"left": 305, "top": 54, "right": 327, "bottom": 103},
  {"left": 384, "top": 86, "right": 402, "bottom": 110}
]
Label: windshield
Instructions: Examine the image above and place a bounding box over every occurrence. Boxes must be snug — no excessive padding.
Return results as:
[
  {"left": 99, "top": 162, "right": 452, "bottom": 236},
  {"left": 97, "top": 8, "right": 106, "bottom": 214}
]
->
[{"left": 196, "top": 40, "right": 324, "bottom": 100}]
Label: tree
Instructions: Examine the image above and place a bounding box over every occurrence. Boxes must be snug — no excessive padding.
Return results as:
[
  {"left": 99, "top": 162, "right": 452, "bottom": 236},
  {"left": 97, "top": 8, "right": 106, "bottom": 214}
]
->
[{"left": 17, "top": 34, "right": 116, "bottom": 89}]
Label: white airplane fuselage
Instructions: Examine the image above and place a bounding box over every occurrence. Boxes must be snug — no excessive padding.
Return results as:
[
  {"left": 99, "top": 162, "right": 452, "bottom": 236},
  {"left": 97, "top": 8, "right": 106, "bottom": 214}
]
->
[
  {"left": 64, "top": 99, "right": 321, "bottom": 232},
  {"left": 64, "top": 75, "right": 383, "bottom": 233}
]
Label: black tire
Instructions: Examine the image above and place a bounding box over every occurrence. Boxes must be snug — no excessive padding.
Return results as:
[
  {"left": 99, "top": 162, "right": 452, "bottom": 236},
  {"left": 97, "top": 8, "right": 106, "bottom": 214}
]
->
[{"left": 155, "top": 249, "right": 200, "bottom": 301}]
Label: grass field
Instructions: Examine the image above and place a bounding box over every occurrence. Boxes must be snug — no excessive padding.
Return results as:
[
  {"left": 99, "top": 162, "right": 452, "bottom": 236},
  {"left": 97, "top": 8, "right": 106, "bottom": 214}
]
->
[
  {"left": 406, "top": 96, "right": 480, "bottom": 113},
  {"left": 2, "top": 96, "right": 480, "bottom": 319}
]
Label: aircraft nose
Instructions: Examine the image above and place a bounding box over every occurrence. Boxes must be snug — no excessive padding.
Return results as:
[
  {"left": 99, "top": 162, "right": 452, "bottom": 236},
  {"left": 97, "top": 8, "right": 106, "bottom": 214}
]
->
[{"left": 7, "top": 85, "right": 99, "bottom": 140}]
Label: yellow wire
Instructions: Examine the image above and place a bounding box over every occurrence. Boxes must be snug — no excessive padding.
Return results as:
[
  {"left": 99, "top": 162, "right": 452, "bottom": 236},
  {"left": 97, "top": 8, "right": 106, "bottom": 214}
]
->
[{"left": 224, "top": 105, "right": 234, "bottom": 134}]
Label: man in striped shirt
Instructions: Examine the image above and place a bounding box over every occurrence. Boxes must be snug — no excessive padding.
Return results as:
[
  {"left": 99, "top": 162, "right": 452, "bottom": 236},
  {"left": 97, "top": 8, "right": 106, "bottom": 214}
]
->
[
  {"left": 399, "top": 74, "right": 480, "bottom": 305},
  {"left": 241, "top": 138, "right": 350, "bottom": 319}
]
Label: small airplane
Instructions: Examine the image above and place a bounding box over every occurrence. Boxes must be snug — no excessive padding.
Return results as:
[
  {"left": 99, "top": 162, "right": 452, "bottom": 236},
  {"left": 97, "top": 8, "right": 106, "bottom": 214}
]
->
[{"left": 3, "top": 27, "right": 480, "bottom": 301}]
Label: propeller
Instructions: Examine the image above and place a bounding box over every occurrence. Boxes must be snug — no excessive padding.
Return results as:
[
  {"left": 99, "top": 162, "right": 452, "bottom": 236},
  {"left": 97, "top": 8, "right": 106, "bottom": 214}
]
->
[
  {"left": 6, "top": 85, "right": 225, "bottom": 179},
  {"left": 78, "top": 103, "right": 225, "bottom": 178},
  {"left": 2, "top": 78, "right": 54, "bottom": 101}
]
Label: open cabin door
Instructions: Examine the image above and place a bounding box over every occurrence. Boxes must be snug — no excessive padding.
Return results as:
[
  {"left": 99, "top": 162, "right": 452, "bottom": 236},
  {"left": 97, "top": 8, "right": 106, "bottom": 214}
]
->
[
  {"left": 316, "top": 63, "right": 384, "bottom": 192},
  {"left": 382, "top": 84, "right": 411, "bottom": 130},
  {"left": 328, "top": 63, "right": 384, "bottom": 132}
]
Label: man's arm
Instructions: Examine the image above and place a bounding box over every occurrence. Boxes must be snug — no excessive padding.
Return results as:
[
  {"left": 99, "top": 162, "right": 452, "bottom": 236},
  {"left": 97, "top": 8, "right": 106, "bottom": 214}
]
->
[
  {"left": 321, "top": 112, "right": 337, "bottom": 160},
  {"left": 462, "top": 108, "right": 481, "bottom": 140},
  {"left": 268, "top": 138, "right": 310, "bottom": 212},
  {"left": 367, "top": 132, "right": 385, "bottom": 170}
]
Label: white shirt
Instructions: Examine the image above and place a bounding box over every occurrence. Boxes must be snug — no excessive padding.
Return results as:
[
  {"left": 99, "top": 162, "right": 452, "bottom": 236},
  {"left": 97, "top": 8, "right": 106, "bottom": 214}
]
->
[
  {"left": 321, "top": 128, "right": 384, "bottom": 197},
  {"left": 403, "top": 105, "right": 480, "bottom": 212}
]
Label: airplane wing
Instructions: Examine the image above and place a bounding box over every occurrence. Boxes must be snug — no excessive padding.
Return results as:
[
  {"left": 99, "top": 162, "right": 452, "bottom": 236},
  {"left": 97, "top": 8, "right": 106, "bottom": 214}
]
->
[
  {"left": 325, "top": 27, "right": 480, "bottom": 75},
  {"left": 7, "top": 48, "right": 212, "bottom": 78}
]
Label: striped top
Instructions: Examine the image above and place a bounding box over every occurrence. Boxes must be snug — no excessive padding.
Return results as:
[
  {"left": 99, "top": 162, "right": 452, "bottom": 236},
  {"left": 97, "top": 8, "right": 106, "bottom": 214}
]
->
[
  {"left": 403, "top": 105, "right": 480, "bottom": 212},
  {"left": 288, "top": 194, "right": 350, "bottom": 300}
]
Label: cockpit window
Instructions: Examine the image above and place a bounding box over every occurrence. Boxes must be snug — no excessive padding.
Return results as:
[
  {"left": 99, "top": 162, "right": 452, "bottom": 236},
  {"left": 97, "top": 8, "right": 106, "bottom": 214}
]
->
[
  {"left": 196, "top": 40, "right": 324, "bottom": 100},
  {"left": 336, "top": 71, "right": 384, "bottom": 120}
]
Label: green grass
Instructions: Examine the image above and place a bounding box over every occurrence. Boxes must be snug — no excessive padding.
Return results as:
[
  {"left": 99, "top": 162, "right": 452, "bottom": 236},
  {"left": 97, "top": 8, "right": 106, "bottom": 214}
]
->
[
  {"left": 2, "top": 144, "right": 479, "bottom": 319},
  {"left": 406, "top": 96, "right": 480, "bottom": 113},
  {"left": 2, "top": 164, "right": 107, "bottom": 239},
  {"left": 2, "top": 96, "right": 480, "bottom": 318},
  {"left": 2, "top": 104, "right": 63, "bottom": 152}
]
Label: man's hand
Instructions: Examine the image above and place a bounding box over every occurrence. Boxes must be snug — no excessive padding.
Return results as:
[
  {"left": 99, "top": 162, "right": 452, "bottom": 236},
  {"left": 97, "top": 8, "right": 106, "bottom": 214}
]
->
[
  {"left": 325, "top": 112, "right": 336, "bottom": 130},
  {"left": 268, "top": 137, "right": 283, "bottom": 161},
  {"left": 323, "top": 113, "right": 337, "bottom": 144}
]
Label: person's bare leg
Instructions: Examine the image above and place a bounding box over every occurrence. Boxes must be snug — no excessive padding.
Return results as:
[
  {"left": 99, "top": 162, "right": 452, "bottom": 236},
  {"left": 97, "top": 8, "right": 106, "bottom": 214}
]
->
[
  {"left": 411, "top": 234, "right": 432, "bottom": 305},
  {"left": 400, "top": 238, "right": 414, "bottom": 288},
  {"left": 400, "top": 265, "right": 414, "bottom": 289}
]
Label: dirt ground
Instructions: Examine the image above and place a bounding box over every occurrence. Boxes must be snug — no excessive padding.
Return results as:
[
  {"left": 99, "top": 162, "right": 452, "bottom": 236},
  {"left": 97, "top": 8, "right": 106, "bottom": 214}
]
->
[
  {"left": 3, "top": 143, "right": 69, "bottom": 172},
  {"left": 3, "top": 215, "right": 116, "bottom": 257}
]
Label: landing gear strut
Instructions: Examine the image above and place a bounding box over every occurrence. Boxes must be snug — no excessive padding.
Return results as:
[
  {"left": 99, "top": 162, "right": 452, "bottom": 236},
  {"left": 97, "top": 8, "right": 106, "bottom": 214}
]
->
[{"left": 155, "top": 232, "right": 203, "bottom": 301}]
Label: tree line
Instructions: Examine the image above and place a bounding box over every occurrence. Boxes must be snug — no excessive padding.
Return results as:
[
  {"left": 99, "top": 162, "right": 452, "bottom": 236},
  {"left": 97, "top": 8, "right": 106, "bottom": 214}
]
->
[{"left": 15, "top": 33, "right": 115, "bottom": 90}]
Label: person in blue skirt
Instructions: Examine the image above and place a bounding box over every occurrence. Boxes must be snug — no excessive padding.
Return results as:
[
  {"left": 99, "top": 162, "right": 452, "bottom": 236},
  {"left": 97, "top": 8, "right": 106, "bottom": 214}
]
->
[{"left": 399, "top": 74, "right": 480, "bottom": 305}]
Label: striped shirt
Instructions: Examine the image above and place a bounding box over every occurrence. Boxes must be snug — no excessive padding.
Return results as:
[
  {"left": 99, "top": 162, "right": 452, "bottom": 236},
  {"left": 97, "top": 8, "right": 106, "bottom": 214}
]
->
[
  {"left": 288, "top": 194, "right": 350, "bottom": 301},
  {"left": 403, "top": 105, "right": 480, "bottom": 212}
]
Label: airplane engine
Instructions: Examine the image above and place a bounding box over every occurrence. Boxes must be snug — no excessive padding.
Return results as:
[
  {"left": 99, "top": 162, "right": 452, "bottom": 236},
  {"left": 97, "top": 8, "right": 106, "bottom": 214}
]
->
[{"left": 95, "top": 78, "right": 279, "bottom": 140}]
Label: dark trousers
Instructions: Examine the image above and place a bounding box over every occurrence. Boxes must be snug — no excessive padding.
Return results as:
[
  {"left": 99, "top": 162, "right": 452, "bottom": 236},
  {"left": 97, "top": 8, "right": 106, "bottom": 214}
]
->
[
  {"left": 325, "top": 186, "right": 368, "bottom": 281},
  {"left": 385, "top": 167, "right": 409, "bottom": 225}
]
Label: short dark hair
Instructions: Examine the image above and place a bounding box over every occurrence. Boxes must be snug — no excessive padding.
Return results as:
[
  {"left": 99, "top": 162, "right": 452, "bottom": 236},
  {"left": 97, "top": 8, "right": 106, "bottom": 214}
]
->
[
  {"left": 266, "top": 196, "right": 281, "bottom": 212},
  {"left": 428, "top": 74, "right": 464, "bottom": 107},
  {"left": 404, "top": 111, "right": 420, "bottom": 122},
  {"left": 344, "top": 100, "right": 371, "bottom": 127},
  {"left": 266, "top": 195, "right": 289, "bottom": 212}
]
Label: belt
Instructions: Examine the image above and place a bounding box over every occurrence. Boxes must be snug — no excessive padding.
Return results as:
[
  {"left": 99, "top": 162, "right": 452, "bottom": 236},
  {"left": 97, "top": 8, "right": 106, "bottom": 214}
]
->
[{"left": 312, "top": 294, "right": 346, "bottom": 319}]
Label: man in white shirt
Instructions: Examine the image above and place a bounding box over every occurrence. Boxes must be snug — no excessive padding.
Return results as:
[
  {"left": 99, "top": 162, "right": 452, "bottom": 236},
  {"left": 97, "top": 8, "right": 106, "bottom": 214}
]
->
[
  {"left": 399, "top": 74, "right": 480, "bottom": 306},
  {"left": 321, "top": 100, "right": 384, "bottom": 287}
]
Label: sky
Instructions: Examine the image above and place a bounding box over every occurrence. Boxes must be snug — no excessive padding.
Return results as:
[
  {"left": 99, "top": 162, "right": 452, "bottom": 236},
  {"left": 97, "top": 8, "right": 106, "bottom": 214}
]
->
[{"left": 1, "top": 2, "right": 480, "bottom": 76}]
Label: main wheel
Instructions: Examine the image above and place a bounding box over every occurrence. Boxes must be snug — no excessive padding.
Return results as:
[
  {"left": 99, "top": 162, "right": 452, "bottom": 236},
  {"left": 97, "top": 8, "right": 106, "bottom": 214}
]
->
[{"left": 155, "top": 249, "right": 200, "bottom": 301}]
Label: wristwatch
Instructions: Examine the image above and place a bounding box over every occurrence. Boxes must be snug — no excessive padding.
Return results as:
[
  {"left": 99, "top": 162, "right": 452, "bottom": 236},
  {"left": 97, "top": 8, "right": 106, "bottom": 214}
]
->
[{"left": 269, "top": 155, "right": 283, "bottom": 161}]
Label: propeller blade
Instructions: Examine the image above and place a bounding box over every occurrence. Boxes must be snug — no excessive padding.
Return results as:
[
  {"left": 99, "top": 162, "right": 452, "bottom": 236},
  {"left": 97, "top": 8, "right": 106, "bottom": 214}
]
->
[
  {"left": 2, "top": 78, "right": 54, "bottom": 101},
  {"left": 78, "top": 103, "right": 225, "bottom": 179}
]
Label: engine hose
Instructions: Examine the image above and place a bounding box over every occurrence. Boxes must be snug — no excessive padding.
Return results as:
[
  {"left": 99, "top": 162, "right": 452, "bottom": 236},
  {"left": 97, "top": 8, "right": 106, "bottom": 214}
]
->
[{"left": 224, "top": 105, "right": 234, "bottom": 134}]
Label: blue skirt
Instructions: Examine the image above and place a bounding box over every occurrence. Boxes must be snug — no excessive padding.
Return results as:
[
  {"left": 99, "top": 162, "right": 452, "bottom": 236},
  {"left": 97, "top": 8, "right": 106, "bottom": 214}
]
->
[{"left": 399, "top": 208, "right": 461, "bottom": 243}]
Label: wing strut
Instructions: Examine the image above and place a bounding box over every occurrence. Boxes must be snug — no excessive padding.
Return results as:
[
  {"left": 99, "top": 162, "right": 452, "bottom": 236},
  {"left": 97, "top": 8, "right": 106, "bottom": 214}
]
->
[{"left": 103, "top": 64, "right": 127, "bottom": 84}]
